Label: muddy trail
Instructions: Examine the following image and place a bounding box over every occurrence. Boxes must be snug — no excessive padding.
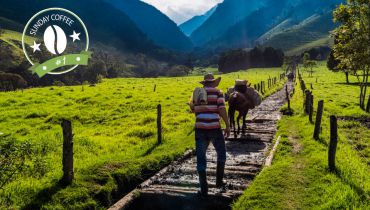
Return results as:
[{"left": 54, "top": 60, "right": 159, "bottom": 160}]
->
[{"left": 110, "top": 82, "right": 294, "bottom": 210}]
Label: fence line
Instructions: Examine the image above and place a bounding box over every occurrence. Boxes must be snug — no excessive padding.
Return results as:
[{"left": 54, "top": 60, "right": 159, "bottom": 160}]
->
[{"left": 297, "top": 71, "right": 369, "bottom": 173}]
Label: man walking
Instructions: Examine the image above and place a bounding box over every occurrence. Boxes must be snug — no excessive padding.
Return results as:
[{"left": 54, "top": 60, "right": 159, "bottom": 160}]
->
[{"left": 189, "top": 73, "right": 231, "bottom": 198}]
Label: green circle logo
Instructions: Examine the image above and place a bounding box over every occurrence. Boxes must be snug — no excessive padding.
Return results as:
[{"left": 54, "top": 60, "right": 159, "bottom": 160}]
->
[{"left": 22, "top": 8, "right": 91, "bottom": 77}]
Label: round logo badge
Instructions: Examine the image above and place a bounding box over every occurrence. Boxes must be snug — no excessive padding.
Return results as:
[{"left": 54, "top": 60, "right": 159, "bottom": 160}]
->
[{"left": 22, "top": 8, "right": 91, "bottom": 77}]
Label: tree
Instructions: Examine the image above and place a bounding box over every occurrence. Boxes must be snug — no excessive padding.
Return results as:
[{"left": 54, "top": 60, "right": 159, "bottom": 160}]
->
[
  {"left": 78, "top": 59, "right": 107, "bottom": 84},
  {"left": 184, "top": 54, "right": 195, "bottom": 75},
  {"left": 333, "top": 0, "right": 370, "bottom": 110},
  {"left": 0, "top": 73, "right": 27, "bottom": 91},
  {"left": 166, "top": 65, "right": 191, "bottom": 77},
  {"left": 218, "top": 47, "right": 284, "bottom": 73},
  {"left": 327, "top": 49, "right": 350, "bottom": 84},
  {"left": 303, "top": 52, "right": 317, "bottom": 77},
  {"left": 327, "top": 35, "right": 350, "bottom": 84}
]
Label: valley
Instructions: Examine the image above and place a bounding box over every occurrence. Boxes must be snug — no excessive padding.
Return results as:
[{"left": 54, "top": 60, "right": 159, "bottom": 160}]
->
[{"left": 0, "top": 1, "right": 369, "bottom": 210}]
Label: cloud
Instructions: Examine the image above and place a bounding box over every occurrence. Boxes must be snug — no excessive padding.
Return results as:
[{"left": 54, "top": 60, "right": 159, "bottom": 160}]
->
[{"left": 142, "top": 0, "right": 223, "bottom": 24}]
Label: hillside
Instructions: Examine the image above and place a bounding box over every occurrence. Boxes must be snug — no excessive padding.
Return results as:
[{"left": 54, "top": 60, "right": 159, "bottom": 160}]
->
[
  {"left": 179, "top": 5, "right": 217, "bottom": 37},
  {"left": 0, "top": 0, "right": 194, "bottom": 84},
  {"left": 193, "top": 0, "right": 343, "bottom": 55},
  {"left": 261, "top": 12, "right": 336, "bottom": 53},
  {"left": 190, "top": 0, "right": 265, "bottom": 46},
  {"left": 205, "top": 0, "right": 290, "bottom": 50},
  {"left": 0, "top": 30, "right": 33, "bottom": 71},
  {"left": 107, "top": 0, "right": 193, "bottom": 52},
  {"left": 0, "top": 0, "right": 177, "bottom": 60}
]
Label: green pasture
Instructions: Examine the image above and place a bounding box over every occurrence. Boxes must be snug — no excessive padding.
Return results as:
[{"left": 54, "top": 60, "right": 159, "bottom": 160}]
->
[
  {"left": 233, "top": 63, "right": 370, "bottom": 209},
  {"left": 0, "top": 67, "right": 285, "bottom": 209}
]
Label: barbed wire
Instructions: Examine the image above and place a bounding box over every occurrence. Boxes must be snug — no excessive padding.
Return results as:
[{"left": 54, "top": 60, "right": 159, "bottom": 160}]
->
[{"left": 343, "top": 137, "right": 370, "bottom": 165}]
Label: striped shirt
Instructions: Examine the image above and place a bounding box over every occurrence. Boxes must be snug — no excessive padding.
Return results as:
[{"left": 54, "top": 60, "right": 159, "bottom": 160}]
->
[{"left": 194, "top": 87, "right": 226, "bottom": 129}]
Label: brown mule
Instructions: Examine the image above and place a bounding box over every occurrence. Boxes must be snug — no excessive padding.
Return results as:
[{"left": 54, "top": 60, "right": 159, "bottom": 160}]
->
[{"left": 228, "top": 91, "right": 254, "bottom": 136}]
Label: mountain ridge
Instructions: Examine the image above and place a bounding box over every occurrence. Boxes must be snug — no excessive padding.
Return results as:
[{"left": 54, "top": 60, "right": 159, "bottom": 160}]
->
[
  {"left": 194, "top": 0, "right": 343, "bottom": 54},
  {"left": 179, "top": 5, "right": 217, "bottom": 37},
  {"left": 190, "top": 0, "right": 265, "bottom": 46},
  {"left": 106, "top": 0, "right": 193, "bottom": 52}
]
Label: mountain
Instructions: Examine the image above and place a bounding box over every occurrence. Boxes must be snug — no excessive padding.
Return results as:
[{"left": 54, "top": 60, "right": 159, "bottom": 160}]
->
[
  {"left": 204, "top": 0, "right": 289, "bottom": 50},
  {"left": 261, "top": 12, "right": 336, "bottom": 55},
  {"left": 190, "top": 0, "right": 266, "bottom": 46},
  {"left": 179, "top": 5, "right": 217, "bottom": 37},
  {"left": 0, "top": 0, "right": 191, "bottom": 82},
  {"left": 0, "top": 0, "right": 164, "bottom": 55},
  {"left": 197, "top": 0, "right": 343, "bottom": 55},
  {"left": 106, "top": 0, "right": 193, "bottom": 52}
]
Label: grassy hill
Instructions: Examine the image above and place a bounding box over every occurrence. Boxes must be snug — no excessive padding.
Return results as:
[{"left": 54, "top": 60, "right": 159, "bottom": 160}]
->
[
  {"left": 286, "top": 36, "right": 334, "bottom": 56},
  {"left": 0, "top": 29, "right": 34, "bottom": 70},
  {"left": 0, "top": 67, "right": 286, "bottom": 209},
  {"left": 261, "top": 13, "right": 336, "bottom": 54}
]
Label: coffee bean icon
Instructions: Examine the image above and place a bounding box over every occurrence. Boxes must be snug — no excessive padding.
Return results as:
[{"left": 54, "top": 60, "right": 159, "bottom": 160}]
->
[{"left": 44, "top": 25, "right": 67, "bottom": 55}]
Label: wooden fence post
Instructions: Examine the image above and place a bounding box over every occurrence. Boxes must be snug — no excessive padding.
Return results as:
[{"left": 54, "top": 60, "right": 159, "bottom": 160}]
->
[
  {"left": 304, "top": 90, "right": 311, "bottom": 114},
  {"left": 309, "top": 94, "right": 314, "bottom": 123},
  {"left": 260, "top": 81, "right": 263, "bottom": 93},
  {"left": 301, "top": 80, "right": 306, "bottom": 92},
  {"left": 313, "top": 100, "right": 324, "bottom": 140},
  {"left": 329, "top": 115, "right": 338, "bottom": 172},
  {"left": 153, "top": 84, "right": 156, "bottom": 92},
  {"left": 61, "top": 119, "right": 74, "bottom": 185},
  {"left": 286, "top": 85, "right": 291, "bottom": 111},
  {"left": 157, "top": 104, "right": 162, "bottom": 144}
]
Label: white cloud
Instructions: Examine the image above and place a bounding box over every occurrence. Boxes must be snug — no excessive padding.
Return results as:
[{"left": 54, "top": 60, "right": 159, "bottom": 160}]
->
[{"left": 142, "top": 0, "right": 223, "bottom": 24}]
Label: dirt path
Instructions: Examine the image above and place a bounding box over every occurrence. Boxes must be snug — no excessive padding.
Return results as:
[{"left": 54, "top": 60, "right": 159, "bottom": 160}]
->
[{"left": 110, "top": 82, "right": 294, "bottom": 210}]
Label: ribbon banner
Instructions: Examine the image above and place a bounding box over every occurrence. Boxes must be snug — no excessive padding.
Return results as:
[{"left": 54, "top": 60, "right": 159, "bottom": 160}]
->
[{"left": 30, "top": 51, "right": 92, "bottom": 77}]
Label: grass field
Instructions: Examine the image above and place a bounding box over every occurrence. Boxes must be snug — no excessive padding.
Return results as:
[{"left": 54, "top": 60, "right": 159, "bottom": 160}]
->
[
  {"left": 233, "top": 63, "right": 370, "bottom": 209},
  {"left": 0, "top": 67, "right": 285, "bottom": 209},
  {"left": 286, "top": 36, "right": 334, "bottom": 56}
]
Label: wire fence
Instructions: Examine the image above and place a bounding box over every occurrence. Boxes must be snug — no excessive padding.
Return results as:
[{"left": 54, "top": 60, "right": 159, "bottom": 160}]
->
[{"left": 298, "top": 70, "right": 369, "bottom": 199}]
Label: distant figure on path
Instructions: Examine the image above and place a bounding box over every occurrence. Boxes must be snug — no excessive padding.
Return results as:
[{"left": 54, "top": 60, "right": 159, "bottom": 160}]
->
[{"left": 189, "top": 73, "right": 231, "bottom": 198}]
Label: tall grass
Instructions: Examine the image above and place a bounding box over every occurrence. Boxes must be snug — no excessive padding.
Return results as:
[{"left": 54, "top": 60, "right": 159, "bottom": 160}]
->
[
  {"left": 0, "top": 67, "right": 285, "bottom": 209},
  {"left": 233, "top": 63, "right": 370, "bottom": 209}
]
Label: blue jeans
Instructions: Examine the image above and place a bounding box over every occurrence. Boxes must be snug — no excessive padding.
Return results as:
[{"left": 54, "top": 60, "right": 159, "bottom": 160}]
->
[{"left": 195, "top": 128, "right": 226, "bottom": 172}]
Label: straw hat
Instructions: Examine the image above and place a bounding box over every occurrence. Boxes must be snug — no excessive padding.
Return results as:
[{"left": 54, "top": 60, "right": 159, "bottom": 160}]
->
[{"left": 200, "top": 73, "right": 221, "bottom": 87}]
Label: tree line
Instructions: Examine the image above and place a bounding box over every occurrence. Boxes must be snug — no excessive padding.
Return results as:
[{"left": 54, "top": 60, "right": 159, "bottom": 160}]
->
[
  {"left": 218, "top": 47, "right": 284, "bottom": 73},
  {"left": 0, "top": 43, "right": 195, "bottom": 91}
]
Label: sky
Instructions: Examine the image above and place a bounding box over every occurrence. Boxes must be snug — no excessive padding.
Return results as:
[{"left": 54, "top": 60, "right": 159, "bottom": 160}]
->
[{"left": 141, "top": 0, "right": 223, "bottom": 25}]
